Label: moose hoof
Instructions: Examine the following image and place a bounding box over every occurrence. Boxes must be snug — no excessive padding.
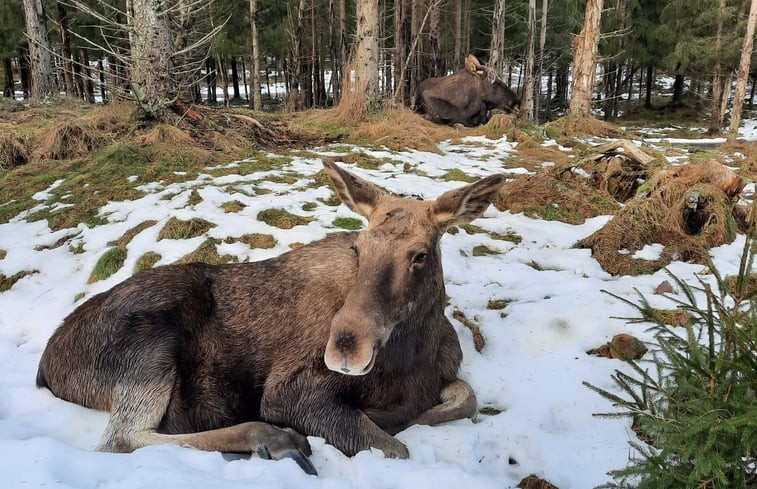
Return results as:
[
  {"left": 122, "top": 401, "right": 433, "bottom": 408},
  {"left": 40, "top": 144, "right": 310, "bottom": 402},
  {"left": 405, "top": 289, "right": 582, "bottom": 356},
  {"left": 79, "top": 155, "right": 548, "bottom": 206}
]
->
[
  {"left": 378, "top": 439, "right": 409, "bottom": 459},
  {"left": 257, "top": 446, "right": 318, "bottom": 476},
  {"left": 251, "top": 424, "right": 316, "bottom": 474}
]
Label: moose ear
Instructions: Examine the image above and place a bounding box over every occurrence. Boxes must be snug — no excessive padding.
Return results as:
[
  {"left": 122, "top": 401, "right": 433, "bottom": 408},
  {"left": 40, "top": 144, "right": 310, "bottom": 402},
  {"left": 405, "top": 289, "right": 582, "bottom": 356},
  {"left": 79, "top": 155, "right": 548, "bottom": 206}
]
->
[
  {"left": 432, "top": 174, "right": 506, "bottom": 228},
  {"left": 486, "top": 69, "right": 496, "bottom": 83},
  {"left": 323, "top": 160, "right": 385, "bottom": 218}
]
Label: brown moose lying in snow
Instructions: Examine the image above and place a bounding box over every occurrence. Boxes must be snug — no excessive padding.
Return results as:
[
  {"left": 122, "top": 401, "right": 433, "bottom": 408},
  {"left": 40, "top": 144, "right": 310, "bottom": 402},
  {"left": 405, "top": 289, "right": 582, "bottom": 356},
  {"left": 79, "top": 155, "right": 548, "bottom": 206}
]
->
[
  {"left": 415, "top": 54, "right": 521, "bottom": 127},
  {"left": 36, "top": 161, "right": 507, "bottom": 475}
]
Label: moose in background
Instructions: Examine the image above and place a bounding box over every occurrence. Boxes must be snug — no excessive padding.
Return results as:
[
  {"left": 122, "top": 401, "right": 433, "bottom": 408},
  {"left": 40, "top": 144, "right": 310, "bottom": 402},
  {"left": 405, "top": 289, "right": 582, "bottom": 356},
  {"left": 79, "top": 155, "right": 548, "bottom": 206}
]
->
[
  {"left": 416, "top": 54, "right": 520, "bottom": 127},
  {"left": 36, "top": 160, "right": 507, "bottom": 475}
]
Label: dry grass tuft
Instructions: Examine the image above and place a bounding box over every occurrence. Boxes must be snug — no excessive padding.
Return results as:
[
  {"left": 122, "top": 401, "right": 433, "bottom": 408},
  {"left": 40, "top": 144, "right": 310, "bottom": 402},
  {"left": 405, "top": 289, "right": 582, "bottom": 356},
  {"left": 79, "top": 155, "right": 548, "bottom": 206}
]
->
[
  {"left": 545, "top": 115, "right": 629, "bottom": 139},
  {"left": 87, "top": 103, "right": 132, "bottom": 136},
  {"left": 157, "top": 217, "right": 215, "bottom": 240},
  {"left": 577, "top": 162, "right": 745, "bottom": 276},
  {"left": 34, "top": 122, "right": 101, "bottom": 160},
  {"left": 0, "top": 270, "right": 38, "bottom": 292},
  {"left": 0, "top": 130, "right": 30, "bottom": 169},
  {"left": 495, "top": 169, "right": 620, "bottom": 225},
  {"left": 469, "top": 113, "right": 519, "bottom": 140},
  {"left": 176, "top": 239, "right": 238, "bottom": 265},
  {"left": 230, "top": 233, "right": 277, "bottom": 249},
  {"left": 133, "top": 251, "right": 162, "bottom": 274},
  {"left": 108, "top": 220, "right": 158, "bottom": 248},
  {"left": 352, "top": 106, "right": 456, "bottom": 152},
  {"left": 257, "top": 208, "right": 313, "bottom": 229},
  {"left": 221, "top": 200, "right": 247, "bottom": 213},
  {"left": 135, "top": 123, "right": 198, "bottom": 147}
]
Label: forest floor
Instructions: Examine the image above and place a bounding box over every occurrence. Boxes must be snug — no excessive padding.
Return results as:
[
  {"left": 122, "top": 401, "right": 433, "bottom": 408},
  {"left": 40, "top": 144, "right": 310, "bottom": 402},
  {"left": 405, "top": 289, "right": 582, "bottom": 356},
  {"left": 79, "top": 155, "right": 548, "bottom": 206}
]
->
[{"left": 0, "top": 98, "right": 754, "bottom": 489}]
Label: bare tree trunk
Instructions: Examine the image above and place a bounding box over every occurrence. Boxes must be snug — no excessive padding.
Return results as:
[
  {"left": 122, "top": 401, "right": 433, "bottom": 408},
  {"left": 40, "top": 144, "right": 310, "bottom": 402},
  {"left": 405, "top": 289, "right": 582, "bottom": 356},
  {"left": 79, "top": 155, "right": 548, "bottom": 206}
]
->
[
  {"left": 81, "top": 50, "right": 95, "bottom": 103},
  {"left": 130, "top": 0, "right": 175, "bottom": 119},
  {"left": 453, "top": 0, "right": 462, "bottom": 67},
  {"left": 569, "top": 0, "right": 603, "bottom": 118},
  {"left": 56, "top": 1, "right": 76, "bottom": 97},
  {"left": 2, "top": 58, "right": 14, "bottom": 98},
  {"left": 219, "top": 57, "right": 230, "bottom": 108},
  {"left": 428, "top": 0, "right": 441, "bottom": 77},
  {"left": 489, "top": 0, "right": 506, "bottom": 76},
  {"left": 22, "top": 0, "right": 56, "bottom": 101},
  {"left": 355, "top": 0, "right": 380, "bottom": 113},
  {"left": 18, "top": 46, "right": 31, "bottom": 99},
  {"left": 750, "top": 70, "right": 756, "bottom": 107},
  {"left": 728, "top": 0, "right": 757, "bottom": 141},
  {"left": 250, "top": 0, "right": 262, "bottom": 109},
  {"left": 207, "top": 58, "right": 217, "bottom": 104},
  {"left": 708, "top": 0, "right": 727, "bottom": 135},
  {"left": 330, "top": 0, "right": 341, "bottom": 103},
  {"left": 287, "top": 0, "right": 306, "bottom": 111},
  {"left": 231, "top": 58, "right": 241, "bottom": 100},
  {"left": 98, "top": 59, "right": 107, "bottom": 103},
  {"left": 534, "top": 0, "right": 548, "bottom": 123},
  {"left": 522, "top": 0, "right": 537, "bottom": 121}
]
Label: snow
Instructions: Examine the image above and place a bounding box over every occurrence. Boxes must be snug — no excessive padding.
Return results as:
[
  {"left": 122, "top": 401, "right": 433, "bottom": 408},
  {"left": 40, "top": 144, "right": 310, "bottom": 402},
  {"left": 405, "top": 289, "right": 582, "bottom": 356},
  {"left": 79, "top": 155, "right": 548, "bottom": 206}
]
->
[{"left": 0, "top": 134, "right": 751, "bottom": 489}]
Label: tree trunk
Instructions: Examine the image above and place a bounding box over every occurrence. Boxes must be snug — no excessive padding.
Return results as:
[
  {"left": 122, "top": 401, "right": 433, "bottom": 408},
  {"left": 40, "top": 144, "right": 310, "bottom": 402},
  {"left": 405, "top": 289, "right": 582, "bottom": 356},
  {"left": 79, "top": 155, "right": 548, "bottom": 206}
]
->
[
  {"left": 287, "top": 0, "right": 306, "bottom": 111},
  {"left": 18, "top": 46, "right": 31, "bottom": 99},
  {"left": 569, "top": 0, "right": 603, "bottom": 118},
  {"left": 56, "top": 1, "right": 76, "bottom": 98},
  {"left": 249, "top": 0, "right": 262, "bottom": 110},
  {"left": 231, "top": 58, "right": 241, "bottom": 100},
  {"left": 708, "top": 0, "right": 727, "bottom": 135},
  {"left": 130, "top": 0, "right": 176, "bottom": 119},
  {"left": 428, "top": 0, "right": 441, "bottom": 77},
  {"left": 207, "top": 58, "right": 217, "bottom": 104},
  {"left": 489, "top": 0, "right": 506, "bottom": 77},
  {"left": 727, "top": 0, "right": 757, "bottom": 141},
  {"left": 521, "top": 0, "right": 536, "bottom": 121},
  {"left": 355, "top": 0, "right": 380, "bottom": 113},
  {"left": 453, "top": 0, "right": 462, "bottom": 67},
  {"left": 645, "top": 65, "right": 653, "bottom": 108},
  {"left": 749, "top": 70, "right": 756, "bottom": 107},
  {"left": 534, "top": 0, "right": 548, "bottom": 123},
  {"left": 329, "top": 0, "right": 341, "bottom": 103},
  {"left": 22, "top": 0, "right": 56, "bottom": 101},
  {"left": 2, "top": 58, "right": 14, "bottom": 98},
  {"left": 98, "top": 59, "right": 107, "bottom": 103},
  {"left": 81, "top": 50, "right": 95, "bottom": 104}
]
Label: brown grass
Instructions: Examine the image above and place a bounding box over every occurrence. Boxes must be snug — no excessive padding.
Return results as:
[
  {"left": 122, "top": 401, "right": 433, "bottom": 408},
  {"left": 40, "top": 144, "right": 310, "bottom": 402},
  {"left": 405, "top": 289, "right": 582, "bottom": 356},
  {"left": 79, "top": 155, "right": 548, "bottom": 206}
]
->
[
  {"left": 34, "top": 122, "right": 101, "bottom": 160},
  {"left": 495, "top": 169, "right": 620, "bottom": 225},
  {"left": 86, "top": 103, "right": 132, "bottom": 136},
  {"left": 0, "top": 130, "right": 30, "bottom": 169},
  {"left": 231, "top": 233, "right": 277, "bottom": 249},
  {"left": 176, "top": 239, "right": 238, "bottom": 265},
  {"left": 545, "top": 115, "right": 630, "bottom": 140},
  {"left": 108, "top": 220, "right": 158, "bottom": 247},
  {"left": 578, "top": 162, "right": 743, "bottom": 276},
  {"left": 0, "top": 270, "right": 38, "bottom": 292},
  {"left": 157, "top": 217, "right": 215, "bottom": 240},
  {"left": 452, "top": 309, "right": 485, "bottom": 352}
]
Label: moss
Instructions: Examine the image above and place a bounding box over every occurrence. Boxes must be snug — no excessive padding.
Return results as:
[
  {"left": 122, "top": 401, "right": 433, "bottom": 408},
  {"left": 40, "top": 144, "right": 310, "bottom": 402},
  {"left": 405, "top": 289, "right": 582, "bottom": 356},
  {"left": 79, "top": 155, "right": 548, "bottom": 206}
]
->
[
  {"left": 87, "top": 247, "right": 127, "bottom": 284},
  {"left": 0, "top": 270, "right": 38, "bottom": 292},
  {"left": 441, "top": 168, "right": 477, "bottom": 182},
  {"left": 459, "top": 223, "right": 486, "bottom": 234},
  {"left": 257, "top": 208, "right": 313, "bottom": 229},
  {"left": 301, "top": 202, "right": 317, "bottom": 211},
  {"left": 108, "top": 220, "right": 158, "bottom": 248},
  {"left": 221, "top": 200, "right": 246, "bottom": 213},
  {"left": 229, "top": 233, "right": 277, "bottom": 249},
  {"left": 446, "top": 226, "right": 460, "bottom": 235},
  {"left": 535, "top": 204, "right": 584, "bottom": 225},
  {"left": 490, "top": 230, "right": 522, "bottom": 244},
  {"left": 176, "top": 239, "right": 238, "bottom": 265},
  {"left": 472, "top": 245, "right": 501, "bottom": 256},
  {"left": 133, "top": 251, "right": 162, "bottom": 274},
  {"left": 333, "top": 217, "right": 363, "bottom": 230},
  {"left": 73, "top": 292, "right": 85, "bottom": 303},
  {"left": 157, "top": 217, "right": 215, "bottom": 240}
]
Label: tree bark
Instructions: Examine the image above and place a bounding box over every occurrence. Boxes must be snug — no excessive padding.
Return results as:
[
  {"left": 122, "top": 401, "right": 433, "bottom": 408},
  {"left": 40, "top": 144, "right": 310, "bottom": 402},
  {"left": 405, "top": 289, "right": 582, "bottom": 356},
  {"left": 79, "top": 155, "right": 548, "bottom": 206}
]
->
[
  {"left": 230, "top": 58, "right": 241, "bottom": 100},
  {"left": 22, "top": 0, "right": 56, "bottom": 101},
  {"left": 428, "top": 0, "right": 441, "bottom": 77},
  {"left": 18, "top": 46, "right": 31, "bottom": 99},
  {"left": 708, "top": 0, "right": 727, "bottom": 135},
  {"left": 521, "top": 0, "right": 536, "bottom": 121},
  {"left": 453, "top": 0, "right": 462, "bottom": 67},
  {"left": 81, "top": 50, "right": 95, "bottom": 104},
  {"left": 569, "top": 0, "right": 603, "bottom": 118},
  {"left": 56, "top": 1, "right": 76, "bottom": 98},
  {"left": 130, "top": 0, "right": 176, "bottom": 119},
  {"left": 489, "top": 0, "right": 506, "bottom": 77},
  {"left": 355, "top": 0, "right": 380, "bottom": 112},
  {"left": 645, "top": 65, "right": 653, "bottom": 108},
  {"left": 330, "top": 0, "right": 341, "bottom": 103},
  {"left": 727, "top": 0, "right": 757, "bottom": 141},
  {"left": 2, "top": 58, "right": 14, "bottom": 98},
  {"left": 249, "top": 0, "right": 262, "bottom": 110},
  {"left": 534, "top": 0, "right": 548, "bottom": 123}
]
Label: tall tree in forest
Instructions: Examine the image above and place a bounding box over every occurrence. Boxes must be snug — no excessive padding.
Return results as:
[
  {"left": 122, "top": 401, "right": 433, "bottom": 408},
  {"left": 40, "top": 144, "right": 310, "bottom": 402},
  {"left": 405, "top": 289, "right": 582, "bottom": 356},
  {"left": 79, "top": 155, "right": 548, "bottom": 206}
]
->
[
  {"left": 354, "top": 0, "right": 379, "bottom": 114},
  {"left": 22, "top": 0, "right": 56, "bottom": 100},
  {"left": 570, "top": 0, "right": 603, "bottom": 118},
  {"left": 709, "top": 0, "right": 729, "bottom": 135},
  {"left": 0, "top": 0, "right": 25, "bottom": 98},
  {"left": 534, "top": 0, "right": 548, "bottom": 122},
  {"left": 249, "top": 0, "right": 261, "bottom": 110},
  {"left": 489, "top": 0, "right": 506, "bottom": 77},
  {"left": 55, "top": 1, "right": 76, "bottom": 98},
  {"left": 521, "top": 0, "right": 537, "bottom": 121},
  {"left": 728, "top": 0, "right": 757, "bottom": 140},
  {"left": 454, "top": 0, "right": 463, "bottom": 67}
]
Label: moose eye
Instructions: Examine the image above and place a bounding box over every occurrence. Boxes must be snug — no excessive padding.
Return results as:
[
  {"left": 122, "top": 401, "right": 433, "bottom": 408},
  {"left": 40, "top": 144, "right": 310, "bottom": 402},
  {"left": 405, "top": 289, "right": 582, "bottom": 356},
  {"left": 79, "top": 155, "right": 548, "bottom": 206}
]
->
[{"left": 412, "top": 252, "right": 427, "bottom": 265}]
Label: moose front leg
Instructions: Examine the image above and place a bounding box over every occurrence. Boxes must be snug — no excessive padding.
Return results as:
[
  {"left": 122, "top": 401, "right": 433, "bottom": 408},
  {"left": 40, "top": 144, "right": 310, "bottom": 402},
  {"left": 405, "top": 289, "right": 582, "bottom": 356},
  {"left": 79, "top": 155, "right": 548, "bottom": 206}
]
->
[
  {"left": 261, "top": 381, "right": 409, "bottom": 459},
  {"left": 410, "top": 379, "right": 477, "bottom": 427}
]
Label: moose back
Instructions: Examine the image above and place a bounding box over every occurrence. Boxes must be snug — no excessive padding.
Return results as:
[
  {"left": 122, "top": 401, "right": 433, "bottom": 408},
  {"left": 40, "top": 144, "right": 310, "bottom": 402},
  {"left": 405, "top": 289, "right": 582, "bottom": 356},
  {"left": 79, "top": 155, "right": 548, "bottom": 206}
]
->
[{"left": 36, "top": 161, "right": 506, "bottom": 473}]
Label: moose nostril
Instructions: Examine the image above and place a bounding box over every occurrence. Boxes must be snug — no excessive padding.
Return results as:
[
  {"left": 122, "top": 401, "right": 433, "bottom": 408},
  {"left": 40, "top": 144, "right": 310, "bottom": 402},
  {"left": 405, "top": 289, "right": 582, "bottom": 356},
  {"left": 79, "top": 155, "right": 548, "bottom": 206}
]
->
[
  {"left": 334, "top": 331, "right": 357, "bottom": 353},
  {"left": 340, "top": 366, "right": 350, "bottom": 373}
]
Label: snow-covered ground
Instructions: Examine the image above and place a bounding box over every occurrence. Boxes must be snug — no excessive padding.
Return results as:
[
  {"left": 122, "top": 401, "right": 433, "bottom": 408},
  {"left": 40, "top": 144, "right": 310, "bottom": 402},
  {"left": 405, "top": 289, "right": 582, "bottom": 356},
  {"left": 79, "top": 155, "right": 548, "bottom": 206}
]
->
[{"left": 0, "top": 135, "right": 750, "bottom": 489}]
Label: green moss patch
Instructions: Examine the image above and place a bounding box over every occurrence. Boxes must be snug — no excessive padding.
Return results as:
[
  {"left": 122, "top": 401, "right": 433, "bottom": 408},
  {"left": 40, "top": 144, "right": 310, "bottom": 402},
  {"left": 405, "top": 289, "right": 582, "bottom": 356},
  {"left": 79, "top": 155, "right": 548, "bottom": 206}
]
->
[
  {"left": 157, "top": 217, "right": 215, "bottom": 240},
  {"left": 0, "top": 270, "right": 38, "bottom": 292},
  {"left": 441, "top": 169, "right": 477, "bottom": 182},
  {"left": 301, "top": 202, "right": 317, "bottom": 211},
  {"left": 87, "top": 247, "right": 127, "bottom": 284},
  {"left": 133, "top": 251, "right": 162, "bottom": 274},
  {"left": 176, "top": 239, "right": 238, "bottom": 265},
  {"left": 333, "top": 217, "right": 363, "bottom": 230},
  {"left": 108, "top": 220, "right": 158, "bottom": 248},
  {"left": 472, "top": 245, "right": 501, "bottom": 256},
  {"left": 490, "top": 230, "right": 522, "bottom": 244},
  {"left": 257, "top": 208, "right": 313, "bottom": 229},
  {"left": 227, "top": 233, "right": 277, "bottom": 249}
]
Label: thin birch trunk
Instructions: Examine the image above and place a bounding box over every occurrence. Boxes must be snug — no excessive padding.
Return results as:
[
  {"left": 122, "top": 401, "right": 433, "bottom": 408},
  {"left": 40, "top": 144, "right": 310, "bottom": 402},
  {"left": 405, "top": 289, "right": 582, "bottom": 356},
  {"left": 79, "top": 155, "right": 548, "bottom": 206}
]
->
[
  {"left": 727, "top": 0, "right": 757, "bottom": 140},
  {"left": 569, "top": 0, "right": 603, "bottom": 118},
  {"left": 250, "top": 0, "right": 262, "bottom": 109}
]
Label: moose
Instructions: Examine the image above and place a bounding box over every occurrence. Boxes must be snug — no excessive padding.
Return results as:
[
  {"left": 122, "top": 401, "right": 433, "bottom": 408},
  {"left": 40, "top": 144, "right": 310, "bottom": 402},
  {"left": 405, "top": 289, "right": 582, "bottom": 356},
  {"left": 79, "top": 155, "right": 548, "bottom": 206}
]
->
[
  {"left": 36, "top": 161, "right": 506, "bottom": 475},
  {"left": 416, "top": 54, "right": 520, "bottom": 127}
]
